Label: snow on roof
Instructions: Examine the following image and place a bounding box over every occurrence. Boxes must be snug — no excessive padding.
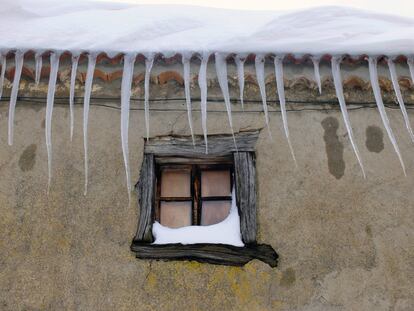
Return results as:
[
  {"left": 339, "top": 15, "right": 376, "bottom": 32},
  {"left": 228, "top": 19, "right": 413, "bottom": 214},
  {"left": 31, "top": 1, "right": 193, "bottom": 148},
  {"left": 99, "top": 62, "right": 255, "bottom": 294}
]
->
[{"left": 1, "top": 1, "right": 414, "bottom": 56}]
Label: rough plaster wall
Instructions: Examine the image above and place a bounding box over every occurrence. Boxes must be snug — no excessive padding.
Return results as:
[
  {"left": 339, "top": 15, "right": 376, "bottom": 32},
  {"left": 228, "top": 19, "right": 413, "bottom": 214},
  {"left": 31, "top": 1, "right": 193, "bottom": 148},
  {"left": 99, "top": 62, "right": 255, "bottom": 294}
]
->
[{"left": 1, "top": 82, "right": 414, "bottom": 309}]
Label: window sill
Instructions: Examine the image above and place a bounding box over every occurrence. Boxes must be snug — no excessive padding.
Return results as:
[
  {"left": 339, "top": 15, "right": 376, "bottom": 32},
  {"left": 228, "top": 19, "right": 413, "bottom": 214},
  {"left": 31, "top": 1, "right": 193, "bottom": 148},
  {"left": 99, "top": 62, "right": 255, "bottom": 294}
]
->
[{"left": 130, "top": 241, "right": 278, "bottom": 267}]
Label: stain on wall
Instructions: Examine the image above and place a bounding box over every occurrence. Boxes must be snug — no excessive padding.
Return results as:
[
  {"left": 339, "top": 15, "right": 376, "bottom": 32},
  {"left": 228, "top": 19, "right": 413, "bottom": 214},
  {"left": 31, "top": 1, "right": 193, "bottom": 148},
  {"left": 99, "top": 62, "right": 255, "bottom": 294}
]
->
[
  {"left": 280, "top": 268, "right": 296, "bottom": 287},
  {"left": 366, "top": 126, "right": 384, "bottom": 153},
  {"left": 18, "top": 144, "right": 37, "bottom": 172},
  {"left": 321, "top": 117, "right": 345, "bottom": 179}
]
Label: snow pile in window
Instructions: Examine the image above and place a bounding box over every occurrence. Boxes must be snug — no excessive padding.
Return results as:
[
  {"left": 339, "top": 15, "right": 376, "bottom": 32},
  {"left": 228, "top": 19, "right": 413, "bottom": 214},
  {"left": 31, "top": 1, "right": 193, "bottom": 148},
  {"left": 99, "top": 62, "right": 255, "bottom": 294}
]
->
[
  {"left": 1, "top": 1, "right": 413, "bottom": 55},
  {"left": 152, "top": 188, "right": 244, "bottom": 247}
]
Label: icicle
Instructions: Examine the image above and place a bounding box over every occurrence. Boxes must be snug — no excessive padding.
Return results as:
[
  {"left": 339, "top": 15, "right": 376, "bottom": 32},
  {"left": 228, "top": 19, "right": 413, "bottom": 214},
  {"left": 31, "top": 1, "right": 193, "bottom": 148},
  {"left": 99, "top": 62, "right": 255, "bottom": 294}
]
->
[
  {"left": 83, "top": 52, "right": 97, "bottom": 195},
  {"left": 45, "top": 51, "right": 61, "bottom": 193},
  {"left": 34, "top": 51, "right": 43, "bottom": 85},
  {"left": 182, "top": 53, "right": 195, "bottom": 145},
  {"left": 368, "top": 56, "right": 406, "bottom": 175},
  {"left": 0, "top": 51, "right": 7, "bottom": 100},
  {"left": 215, "top": 52, "right": 236, "bottom": 148},
  {"left": 69, "top": 53, "right": 80, "bottom": 141},
  {"left": 121, "top": 53, "right": 137, "bottom": 201},
  {"left": 331, "top": 56, "right": 366, "bottom": 178},
  {"left": 8, "top": 50, "right": 25, "bottom": 146},
  {"left": 388, "top": 58, "right": 414, "bottom": 143},
  {"left": 235, "top": 54, "right": 247, "bottom": 110},
  {"left": 254, "top": 54, "right": 271, "bottom": 137},
  {"left": 198, "top": 52, "right": 210, "bottom": 153},
  {"left": 311, "top": 56, "right": 322, "bottom": 94},
  {"left": 144, "top": 53, "right": 154, "bottom": 140},
  {"left": 274, "top": 55, "right": 297, "bottom": 167},
  {"left": 408, "top": 57, "right": 414, "bottom": 85}
]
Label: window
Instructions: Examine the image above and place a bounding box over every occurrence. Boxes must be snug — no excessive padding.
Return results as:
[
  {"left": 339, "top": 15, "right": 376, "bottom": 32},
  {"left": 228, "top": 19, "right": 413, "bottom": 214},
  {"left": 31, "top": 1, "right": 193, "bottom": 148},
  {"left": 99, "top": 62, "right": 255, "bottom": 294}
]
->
[
  {"left": 131, "top": 132, "right": 278, "bottom": 267},
  {"left": 156, "top": 162, "right": 233, "bottom": 228}
]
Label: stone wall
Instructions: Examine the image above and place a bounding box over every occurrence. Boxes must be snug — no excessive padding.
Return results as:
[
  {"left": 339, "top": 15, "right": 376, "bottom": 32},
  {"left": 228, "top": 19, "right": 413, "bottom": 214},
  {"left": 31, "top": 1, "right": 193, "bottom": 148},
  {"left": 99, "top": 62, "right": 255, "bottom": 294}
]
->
[{"left": 0, "top": 58, "right": 414, "bottom": 310}]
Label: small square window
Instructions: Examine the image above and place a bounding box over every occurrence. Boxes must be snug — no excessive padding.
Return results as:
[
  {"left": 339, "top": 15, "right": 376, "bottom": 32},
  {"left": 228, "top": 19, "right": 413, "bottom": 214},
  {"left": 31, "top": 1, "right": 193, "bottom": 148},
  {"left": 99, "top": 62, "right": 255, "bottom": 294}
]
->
[{"left": 131, "top": 132, "right": 278, "bottom": 267}]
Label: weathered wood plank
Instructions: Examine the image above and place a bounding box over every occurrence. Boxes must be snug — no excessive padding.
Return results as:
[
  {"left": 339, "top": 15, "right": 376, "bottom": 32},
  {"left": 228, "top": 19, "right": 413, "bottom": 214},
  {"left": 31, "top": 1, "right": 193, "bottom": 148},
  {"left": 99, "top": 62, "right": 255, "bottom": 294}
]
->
[
  {"left": 134, "top": 154, "right": 155, "bottom": 242},
  {"left": 130, "top": 242, "right": 278, "bottom": 267},
  {"left": 234, "top": 152, "right": 257, "bottom": 244},
  {"left": 145, "top": 131, "right": 259, "bottom": 156}
]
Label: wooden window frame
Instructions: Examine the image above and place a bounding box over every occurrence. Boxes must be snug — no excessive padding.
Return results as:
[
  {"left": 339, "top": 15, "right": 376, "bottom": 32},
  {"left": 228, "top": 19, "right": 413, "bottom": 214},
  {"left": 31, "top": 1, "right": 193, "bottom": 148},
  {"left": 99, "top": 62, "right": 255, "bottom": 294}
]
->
[{"left": 131, "top": 131, "right": 278, "bottom": 267}]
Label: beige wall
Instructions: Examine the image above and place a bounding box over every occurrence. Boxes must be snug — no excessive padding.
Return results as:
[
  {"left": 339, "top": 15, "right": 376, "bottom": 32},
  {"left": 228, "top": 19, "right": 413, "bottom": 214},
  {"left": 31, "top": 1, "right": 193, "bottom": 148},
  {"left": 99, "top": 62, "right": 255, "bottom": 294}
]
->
[
  {"left": 1, "top": 56, "right": 414, "bottom": 310},
  {"left": 1, "top": 96, "right": 414, "bottom": 311}
]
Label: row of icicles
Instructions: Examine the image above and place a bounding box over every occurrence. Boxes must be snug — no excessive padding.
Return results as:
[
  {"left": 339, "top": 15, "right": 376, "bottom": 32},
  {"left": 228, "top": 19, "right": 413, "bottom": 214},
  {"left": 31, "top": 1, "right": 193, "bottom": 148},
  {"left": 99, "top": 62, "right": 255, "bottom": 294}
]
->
[{"left": 1, "top": 51, "right": 414, "bottom": 199}]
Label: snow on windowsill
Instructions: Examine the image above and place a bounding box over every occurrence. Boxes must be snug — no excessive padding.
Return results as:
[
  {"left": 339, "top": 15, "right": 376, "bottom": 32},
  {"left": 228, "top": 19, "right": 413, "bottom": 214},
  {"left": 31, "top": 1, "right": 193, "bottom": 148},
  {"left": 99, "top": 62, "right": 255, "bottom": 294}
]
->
[{"left": 152, "top": 189, "right": 244, "bottom": 247}]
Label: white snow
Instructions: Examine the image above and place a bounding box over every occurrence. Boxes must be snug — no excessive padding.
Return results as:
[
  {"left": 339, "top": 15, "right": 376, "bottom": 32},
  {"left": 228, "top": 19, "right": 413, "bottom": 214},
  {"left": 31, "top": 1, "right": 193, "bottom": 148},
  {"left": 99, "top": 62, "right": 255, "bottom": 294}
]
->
[
  {"left": 274, "top": 55, "right": 297, "bottom": 167},
  {"left": 1, "top": 2, "right": 413, "bottom": 55},
  {"left": 69, "top": 53, "right": 80, "bottom": 141},
  {"left": 215, "top": 52, "right": 236, "bottom": 149},
  {"left": 234, "top": 54, "right": 247, "bottom": 110},
  {"left": 182, "top": 53, "right": 195, "bottom": 145},
  {"left": 368, "top": 56, "right": 406, "bottom": 176},
  {"left": 311, "top": 57, "right": 322, "bottom": 94},
  {"left": 144, "top": 53, "right": 154, "bottom": 140},
  {"left": 8, "top": 50, "right": 24, "bottom": 146},
  {"left": 198, "top": 52, "right": 209, "bottom": 153},
  {"left": 34, "top": 51, "right": 43, "bottom": 85},
  {"left": 387, "top": 58, "right": 414, "bottom": 143},
  {"left": 255, "top": 54, "right": 271, "bottom": 137},
  {"left": 120, "top": 53, "right": 137, "bottom": 201},
  {"left": 45, "top": 51, "right": 60, "bottom": 192},
  {"left": 408, "top": 57, "right": 414, "bottom": 87},
  {"left": 331, "top": 56, "right": 366, "bottom": 178},
  {"left": 83, "top": 52, "right": 97, "bottom": 195},
  {"left": 152, "top": 189, "right": 244, "bottom": 246}
]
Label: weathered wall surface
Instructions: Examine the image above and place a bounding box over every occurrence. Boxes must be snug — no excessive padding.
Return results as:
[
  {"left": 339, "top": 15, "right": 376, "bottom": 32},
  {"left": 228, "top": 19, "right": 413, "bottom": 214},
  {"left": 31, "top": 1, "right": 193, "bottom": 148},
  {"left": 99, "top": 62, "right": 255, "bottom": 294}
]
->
[{"left": 1, "top": 59, "right": 414, "bottom": 310}]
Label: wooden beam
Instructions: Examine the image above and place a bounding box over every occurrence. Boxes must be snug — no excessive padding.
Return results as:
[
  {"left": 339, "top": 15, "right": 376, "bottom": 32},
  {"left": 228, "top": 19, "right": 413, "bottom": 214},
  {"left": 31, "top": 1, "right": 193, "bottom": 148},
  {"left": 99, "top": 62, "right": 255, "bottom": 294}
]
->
[
  {"left": 234, "top": 152, "right": 257, "bottom": 244},
  {"left": 144, "top": 131, "right": 259, "bottom": 156},
  {"left": 134, "top": 154, "right": 155, "bottom": 242},
  {"left": 130, "top": 242, "right": 278, "bottom": 267}
]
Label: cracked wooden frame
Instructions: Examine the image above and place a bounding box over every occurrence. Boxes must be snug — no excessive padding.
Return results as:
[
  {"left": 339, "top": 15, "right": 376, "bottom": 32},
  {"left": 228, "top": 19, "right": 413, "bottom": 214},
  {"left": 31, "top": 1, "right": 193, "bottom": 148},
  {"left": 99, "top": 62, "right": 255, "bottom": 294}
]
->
[{"left": 131, "top": 131, "right": 278, "bottom": 267}]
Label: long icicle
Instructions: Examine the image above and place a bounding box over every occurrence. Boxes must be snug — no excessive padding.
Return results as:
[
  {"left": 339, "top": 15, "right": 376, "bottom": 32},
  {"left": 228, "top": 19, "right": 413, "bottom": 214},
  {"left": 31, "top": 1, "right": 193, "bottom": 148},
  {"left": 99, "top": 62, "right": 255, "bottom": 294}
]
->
[
  {"left": 368, "top": 56, "right": 406, "bottom": 175},
  {"left": 215, "top": 52, "right": 236, "bottom": 148},
  {"left": 121, "top": 53, "right": 136, "bottom": 201},
  {"left": 83, "top": 52, "right": 97, "bottom": 195},
  {"left": 45, "top": 51, "right": 61, "bottom": 193},
  {"left": 8, "top": 50, "right": 25, "bottom": 146},
  {"left": 235, "top": 54, "right": 246, "bottom": 110},
  {"left": 408, "top": 57, "right": 414, "bottom": 85},
  {"left": 182, "top": 53, "right": 195, "bottom": 145},
  {"left": 311, "top": 56, "right": 322, "bottom": 94},
  {"left": 144, "top": 53, "right": 154, "bottom": 140},
  {"left": 331, "top": 56, "right": 366, "bottom": 178},
  {"left": 198, "top": 52, "right": 209, "bottom": 153},
  {"left": 388, "top": 58, "right": 414, "bottom": 143},
  {"left": 255, "top": 54, "right": 271, "bottom": 137},
  {"left": 274, "top": 55, "right": 297, "bottom": 167},
  {"left": 34, "top": 51, "right": 43, "bottom": 85},
  {"left": 69, "top": 53, "right": 80, "bottom": 141}
]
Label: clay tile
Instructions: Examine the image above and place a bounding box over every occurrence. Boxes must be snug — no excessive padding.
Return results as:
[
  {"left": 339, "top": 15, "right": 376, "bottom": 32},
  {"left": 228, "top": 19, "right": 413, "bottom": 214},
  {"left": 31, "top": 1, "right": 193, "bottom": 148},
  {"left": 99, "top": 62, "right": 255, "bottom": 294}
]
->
[
  {"left": 133, "top": 73, "right": 145, "bottom": 85},
  {"left": 343, "top": 76, "right": 369, "bottom": 91},
  {"left": 378, "top": 77, "right": 393, "bottom": 92},
  {"left": 158, "top": 71, "right": 184, "bottom": 85}
]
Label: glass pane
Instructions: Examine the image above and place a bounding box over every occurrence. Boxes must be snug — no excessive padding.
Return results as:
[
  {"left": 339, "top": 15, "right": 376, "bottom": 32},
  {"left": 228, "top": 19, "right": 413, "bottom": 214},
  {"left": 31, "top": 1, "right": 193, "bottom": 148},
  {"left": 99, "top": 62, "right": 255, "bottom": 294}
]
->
[
  {"left": 161, "top": 169, "right": 191, "bottom": 197},
  {"left": 201, "top": 200, "right": 231, "bottom": 226},
  {"left": 160, "top": 201, "right": 192, "bottom": 228},
  {"left": 201, "top": 170, "right": 231, "bottom": 197}
]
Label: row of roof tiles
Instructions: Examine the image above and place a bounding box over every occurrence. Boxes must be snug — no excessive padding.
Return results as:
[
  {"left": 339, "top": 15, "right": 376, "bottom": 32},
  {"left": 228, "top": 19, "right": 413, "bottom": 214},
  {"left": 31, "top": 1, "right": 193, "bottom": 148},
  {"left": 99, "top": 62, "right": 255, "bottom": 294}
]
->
[{"left": 2, "top": 66, "right": 413, "bottom": 92}]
